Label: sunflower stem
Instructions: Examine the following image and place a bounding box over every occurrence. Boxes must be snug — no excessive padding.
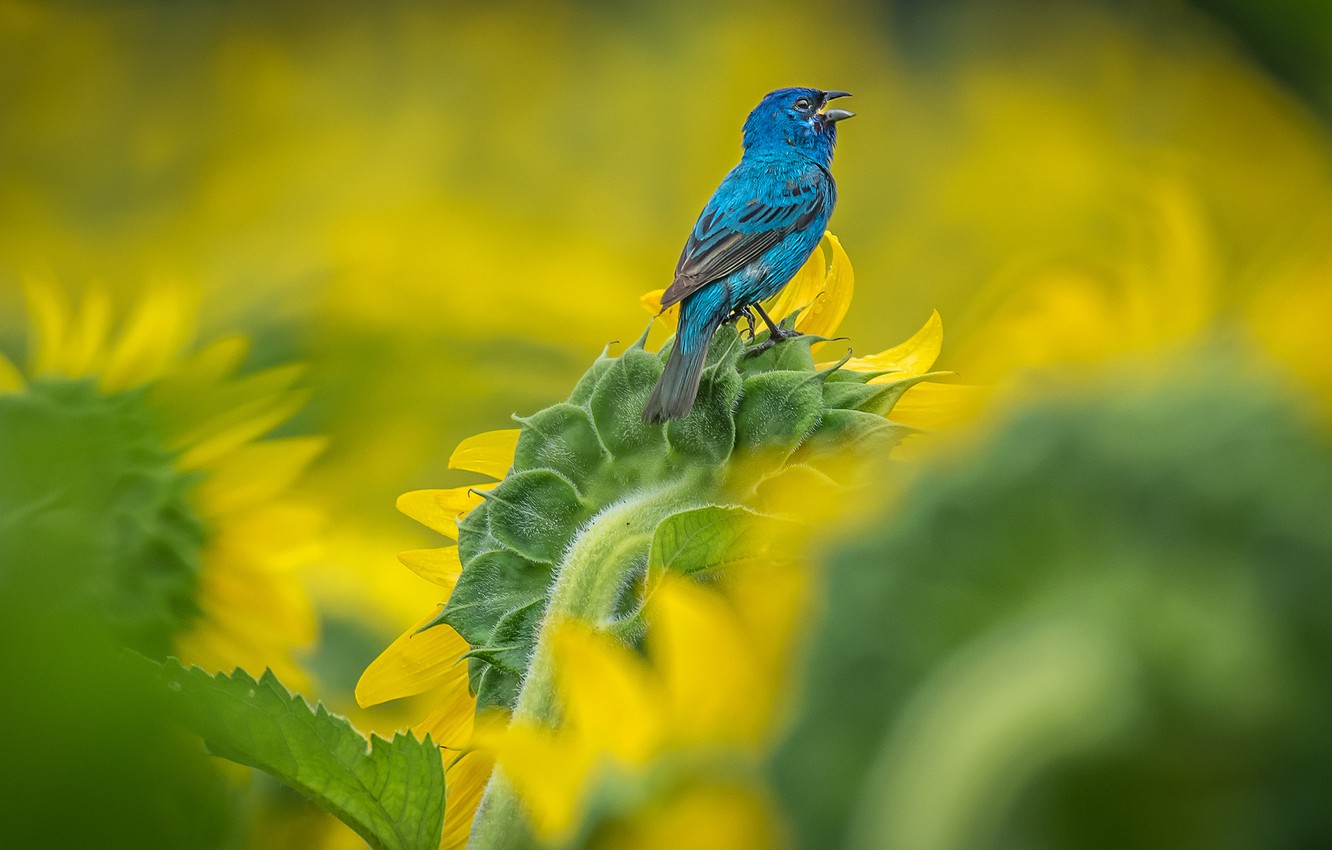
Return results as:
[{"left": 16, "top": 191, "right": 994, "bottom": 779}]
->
[{"left": 468, "top": 480, "right": 700, "bottom": 849}]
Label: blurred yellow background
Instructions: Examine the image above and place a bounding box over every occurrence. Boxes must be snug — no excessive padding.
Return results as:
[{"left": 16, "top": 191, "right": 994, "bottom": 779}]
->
[{"left": 3, "top": 0, "right": 1330, "bottom": 729}]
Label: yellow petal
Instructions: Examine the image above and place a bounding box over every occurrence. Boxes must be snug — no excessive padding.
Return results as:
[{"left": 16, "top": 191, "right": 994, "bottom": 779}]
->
[
  {"left": 215, "top": 502, "right": 324, "bottom": 573},
  {"left": 102, "top": 284, "right": 197, "bottom": 392},
  {"left": 495, "top": 723, "right": 594, "bottom": 843},
  {"left": 797, "top": 233, "right": 853, "bottom": 339},
  {"left": 0, "top": 352, "right": 25, "bottom": 394},
  {"left": 449, "top": 429, "right": 519, "bottom": 479},
  {"left": 552, "top": 622, "right": 663, "bottom": 764},
  {"left": 843, "top": 309, "right": 944, "bottom": 375},
  {"left": 23, "top": 276, "right": 70, "bottom": 377},
  {"left": 641, "top": 289, "right": 665, "bottom": 315},
  {"left": 156, "top": 335, "right": 249, "bottom": 392},
  {"left": 175, "top": 389, "right": 310, "bottom": 470},
  {"left": 355, "top": 614, "right": 470, "bottom": 708},
  {"left": 192, "top": 436, "right": 326, "bottom": 516},
  {"left": 64, "top": 284, "right": 112, "bottom": 376},
  {"left": 413, "top": 679, "right": 476, "bottom": 749},
  {"left": 397, "top": 487, "right": 484, "bottom": 540},
  {"left": 649, "top": 577, "right": 767, "bottom": 749},
  {"left": 398, "top": 547, "right": 463, "bottom": 589},
  {"left": 607, "top": 782, "right": 787, "bottom": 850},
  {"left": 183, "top": 334, "right": 249, "bottom": 379},
  {"left": 441, "top": 751, "right": 495, "bottom": 850},
  {"left": 766, "top": 241, "right": 827, "bottom": 330},
  {"left": 726, "top": 561, "right": 812, "bottom": 690},
  {"left": 886, "top": 380, "right": 984, "bottom": 432},
  {"left": 642, "top": 288, "right": 679, "bottom": 333}
]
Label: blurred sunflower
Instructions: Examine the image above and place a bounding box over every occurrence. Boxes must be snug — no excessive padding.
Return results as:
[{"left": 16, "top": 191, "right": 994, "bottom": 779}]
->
[
  {"left": 358, "top": 235, "right": 968, "bottom": 846},
  {"left": 354, "top": 428, "right": 513, "bottom": 849},
  {"left": 0, "top": 278, "right": 323, "bottom": 684}
]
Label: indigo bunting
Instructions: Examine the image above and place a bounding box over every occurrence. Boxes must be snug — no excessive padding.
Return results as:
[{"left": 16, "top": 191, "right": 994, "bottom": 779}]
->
[{"left": 643, "top": 87, "right": 854, "bottom": 423}]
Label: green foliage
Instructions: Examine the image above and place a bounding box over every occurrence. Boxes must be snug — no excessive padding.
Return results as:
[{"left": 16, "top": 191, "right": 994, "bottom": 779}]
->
[
  {"left": 157, "top": 660, "right": 446, "bottom": 850},
  {"left": 0, "top": 615, "right": 238, "bottom": 850},
  {"left": 647, "top": 505, "right": 762, "bottom": 578},
  {"left": 0, "top": 379, "right": 203, "bottom": 656},
  {"left": 771, "top": 367, "right": 1332, "bottom": 850},
  {"left": 434, "top": 324, "right": 920, "bottom": 713}
]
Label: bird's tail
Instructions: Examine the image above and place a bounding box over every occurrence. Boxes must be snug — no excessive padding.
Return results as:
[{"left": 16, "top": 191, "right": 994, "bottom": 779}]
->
[{"left": 643, "top": 306, "right": 717, "bottom": 424}]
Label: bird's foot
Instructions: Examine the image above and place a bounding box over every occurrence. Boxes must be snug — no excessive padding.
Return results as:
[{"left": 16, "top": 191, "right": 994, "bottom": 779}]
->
[
  {"left": 742, "top": 302, "right": 802, "bottom": 358},
  {"left": 738, "top": 308, "right": 757, "bottom": 341},
  {"left": 744, "top": 326, "right": 802, "bottom": 359}
]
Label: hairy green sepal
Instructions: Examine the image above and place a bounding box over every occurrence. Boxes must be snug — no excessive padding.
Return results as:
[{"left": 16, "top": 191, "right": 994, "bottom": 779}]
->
[{"left": 437, "top": 324, "right": 922, "bottom": 847}]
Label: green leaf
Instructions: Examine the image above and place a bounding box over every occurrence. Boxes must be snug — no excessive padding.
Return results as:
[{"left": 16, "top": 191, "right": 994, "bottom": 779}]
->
[
  {"left": 155, "top": 660, "right": 445, "bottom": 850},
  {"left": 649, "top": 505, "right": 762, "bottom": 577},
  {"left": 456, "top": 500, "right": 497, "bottom": 563},
  {"left": 703, "top": 323, "right": 746, "bottom": 370}
]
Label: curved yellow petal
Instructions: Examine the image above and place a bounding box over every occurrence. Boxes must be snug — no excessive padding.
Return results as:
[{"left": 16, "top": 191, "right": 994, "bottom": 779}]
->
[
  {"left": 23, "top": 276, "right": 70, "bottom": 377},
  {"left": 440, "top": 751, "right": 495, "bottom": 850},
  {"left": 649, "top": 578, "right": 766, "bottom": 749},
  {"left": 886, "top": 380, "right": 984, "bottom": 432},
  {"left": 413, "top": 679, "right": 476, "bottom": 750},
  {"left": 844, "top": 309, "right": 944, "bottom": 375},
  {"left": 641, "top": 288, "right": 679, "bottom": 333},
  {"left": 157, "top": 335, "right": 250, "bottom": 391},
  {"left": 397, "top": 547, "right": 463, "bottom": 589},
  {"left": 797, "top": 233, "right": 854, "bottom": 339},
  {"left": 59, "top": 284, "right": 113, "bottom": 377},
  {"left": 765, "top": 242, "right": 826, "bottom": 329},
  {"left": 640, "top": 289, "right": 665, "bottom": 316},
  {"left": 397, "top": 487, "right": 484, "bottom": 540},
  {"left": 552, "top": 623, "right": 663, "bottom": 764},
  {"left": 0, "top": 352, "right": 25, "bottom": 394},
  {"left": 102, "top": 284, "right": 197, "bottom": 392},
  {"left": 495, "top": 723, "right": 594, "bottom": 843},
  {"left": 192, "top": 436, "right": 327, "bottom": 516},
  {"left": 355, "top": 614, "right": 470, "bottom": 708},
  {"left": 608, "top": 782, "right": 786, "bottom": 850},
  {"left": 448, "top": 429, "right": 520, "bottom": 479},
  {"left": 176, "top": 391, "right": 310, "bottom": 470}
]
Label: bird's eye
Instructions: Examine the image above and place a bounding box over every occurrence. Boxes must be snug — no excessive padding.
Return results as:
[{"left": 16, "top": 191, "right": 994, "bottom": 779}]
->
[{"left": 794, "top": 97, "right": 811, "bottom": 111}]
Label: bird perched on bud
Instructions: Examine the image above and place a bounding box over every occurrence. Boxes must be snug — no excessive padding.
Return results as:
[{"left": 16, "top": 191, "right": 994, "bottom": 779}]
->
[{"left": 643, "top": 86, "right": 854, "bottom": 423}]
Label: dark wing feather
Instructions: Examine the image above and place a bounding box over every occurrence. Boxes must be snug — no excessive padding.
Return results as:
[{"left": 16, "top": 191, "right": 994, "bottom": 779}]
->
[{"left": 660, "top": 171, "right": 827, "bottom": 309}]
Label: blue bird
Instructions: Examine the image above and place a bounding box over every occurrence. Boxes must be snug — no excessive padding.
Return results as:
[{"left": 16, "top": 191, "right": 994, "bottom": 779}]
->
[{"left": 643, "top": 87, "right": 854, "bottom": 424}]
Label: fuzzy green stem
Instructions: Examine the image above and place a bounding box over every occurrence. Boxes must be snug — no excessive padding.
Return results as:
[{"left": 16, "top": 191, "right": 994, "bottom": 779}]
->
[{"left": 467, "top": 479, "right": 701, "bottom": 849}]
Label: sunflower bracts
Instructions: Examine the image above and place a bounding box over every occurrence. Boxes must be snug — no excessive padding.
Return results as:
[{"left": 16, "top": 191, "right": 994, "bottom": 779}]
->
[{"left": 429, "top": 320, "right": 933, "bottom": 714}]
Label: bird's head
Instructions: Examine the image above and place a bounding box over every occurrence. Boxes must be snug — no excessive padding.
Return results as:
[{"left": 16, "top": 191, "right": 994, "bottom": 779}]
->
[{"left": 741, "top": 87, "right": 854, "bottom": 163}]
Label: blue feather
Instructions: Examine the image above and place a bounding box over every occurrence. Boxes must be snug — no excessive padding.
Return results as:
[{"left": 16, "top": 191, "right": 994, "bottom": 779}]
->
[{"left": 644, "top": 87, "right": 853, "bottom": 424}]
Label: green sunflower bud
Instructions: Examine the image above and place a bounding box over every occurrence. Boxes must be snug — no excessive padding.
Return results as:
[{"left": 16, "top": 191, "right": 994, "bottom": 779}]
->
[
  {"left": 431, "top": 321, "right": 925, "bottom": 715},
  {"left": 0, "top": 378, "right": 204, "bottom": 655}
]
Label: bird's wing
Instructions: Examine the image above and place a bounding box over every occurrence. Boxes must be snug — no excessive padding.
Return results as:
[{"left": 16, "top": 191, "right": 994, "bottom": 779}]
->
[{"left": 660, "top": 166, "right": 827, "bottom": 309}]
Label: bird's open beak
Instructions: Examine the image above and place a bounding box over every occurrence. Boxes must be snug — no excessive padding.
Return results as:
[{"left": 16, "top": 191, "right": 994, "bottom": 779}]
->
[{"left": 820, "top": 91, "right": 855, "bottom": 123}]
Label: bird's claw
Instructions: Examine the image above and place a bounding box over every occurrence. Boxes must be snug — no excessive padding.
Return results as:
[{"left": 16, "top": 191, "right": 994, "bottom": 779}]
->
[
  {"left": 727, "top": 306, "right": 758, "bottom": 341},
  {"left": 744, "top": 339, "right": 777, "bottom": 359},
  {"left": 744, "top": 327, "right": 802, "bottom": 359}
]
